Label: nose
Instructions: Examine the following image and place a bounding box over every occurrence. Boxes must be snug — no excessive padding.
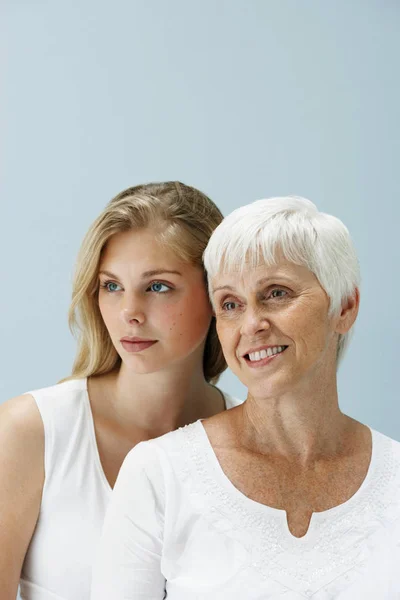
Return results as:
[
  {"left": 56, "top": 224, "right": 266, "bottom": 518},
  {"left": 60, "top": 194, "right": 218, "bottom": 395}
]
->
[
  {"left": 120, "top": 294, "right": 146, "bottom": 325},
  {"left": 240, "top": 304, "right": 271, "bottom": 337}
]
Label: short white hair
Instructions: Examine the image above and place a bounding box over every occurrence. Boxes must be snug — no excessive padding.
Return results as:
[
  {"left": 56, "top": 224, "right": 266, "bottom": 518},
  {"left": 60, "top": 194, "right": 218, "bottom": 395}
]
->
[{"left": 203, "top": 196, "right": 360, "bottom": 365}]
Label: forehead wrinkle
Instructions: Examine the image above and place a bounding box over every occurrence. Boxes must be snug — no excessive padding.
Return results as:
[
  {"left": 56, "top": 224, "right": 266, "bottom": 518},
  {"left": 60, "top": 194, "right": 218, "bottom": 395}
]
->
[{"left": 212, "top": 264, "right": 300, "bottom": 293}]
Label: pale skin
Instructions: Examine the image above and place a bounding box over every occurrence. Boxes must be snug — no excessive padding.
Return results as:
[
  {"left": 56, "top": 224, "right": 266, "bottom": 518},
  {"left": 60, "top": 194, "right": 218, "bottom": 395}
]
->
[
  {"left": 0, "top": 227, "right": 225, "bottom": 599},
  {"left": 203, "top": 258, "right": 369, "bottom": 539}
]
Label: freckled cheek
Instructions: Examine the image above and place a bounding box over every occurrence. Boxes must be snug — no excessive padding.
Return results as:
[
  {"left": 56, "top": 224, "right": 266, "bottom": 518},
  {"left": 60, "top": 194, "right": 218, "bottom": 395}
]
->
[{"left": 159, "top": 297, "right": 212, "bottom": 342}]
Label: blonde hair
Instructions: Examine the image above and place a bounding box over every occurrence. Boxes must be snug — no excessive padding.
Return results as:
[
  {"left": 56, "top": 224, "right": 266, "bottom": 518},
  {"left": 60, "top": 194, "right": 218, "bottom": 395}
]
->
[{"left": 65, "top": 182, "right": 227, "bottom": 383}]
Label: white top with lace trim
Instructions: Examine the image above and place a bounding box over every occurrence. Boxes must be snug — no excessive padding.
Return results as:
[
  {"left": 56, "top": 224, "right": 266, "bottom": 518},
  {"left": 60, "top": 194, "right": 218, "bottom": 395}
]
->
[{"left": 92, "top": 420, "right": 400, "bottom": 600}]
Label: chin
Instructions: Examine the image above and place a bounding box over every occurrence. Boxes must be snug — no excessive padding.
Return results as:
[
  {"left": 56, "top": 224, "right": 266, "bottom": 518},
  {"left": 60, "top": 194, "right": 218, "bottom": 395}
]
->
[
  {"left": 245, "top": 371, "right": 296, "bottom": 398},
  {"left": 122, "top": 358, "right": 162, "bottom": 375}
]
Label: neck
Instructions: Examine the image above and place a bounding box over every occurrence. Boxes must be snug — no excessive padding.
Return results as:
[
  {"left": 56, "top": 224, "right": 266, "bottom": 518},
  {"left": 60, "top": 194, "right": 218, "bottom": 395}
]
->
[
  {"left": 238, "top": 361, "right": 362, "bottom": 465},
  {"left": 96, "top": 354, "right": 223, "bottom": 438}
]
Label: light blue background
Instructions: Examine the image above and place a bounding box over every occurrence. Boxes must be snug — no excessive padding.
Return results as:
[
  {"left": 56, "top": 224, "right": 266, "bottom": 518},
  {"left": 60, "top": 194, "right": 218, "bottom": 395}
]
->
[
  {"left": 2, "top": 2, "right": 399, "bottom": 597},
  {"left": 2, "top": 0, "right": 399, "bottom": 440}
]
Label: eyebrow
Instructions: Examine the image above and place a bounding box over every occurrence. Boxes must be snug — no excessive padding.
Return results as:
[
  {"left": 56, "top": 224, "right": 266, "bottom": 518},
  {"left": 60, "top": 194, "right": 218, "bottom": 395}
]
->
[
  {"left": 212, "top": 275, "right": 293, "bottom": 294},
  {"left": 212, "top": 285, "right": 235, "bottom": 294},
  {"left": 255, "top": 275, "right": 294, "bottom": 286},
  {"left": 98, "top": 269, "right": 183, "bottom": 279}
]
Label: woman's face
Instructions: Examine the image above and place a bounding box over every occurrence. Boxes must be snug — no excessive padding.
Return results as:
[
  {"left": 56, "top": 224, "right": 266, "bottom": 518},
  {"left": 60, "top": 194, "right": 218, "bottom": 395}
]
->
[
  {"left": 212, "top": 258, "right": 357, "bottom": 399},
  {"left": 98, "top": 228, "right": 212, "bottom": 374}
]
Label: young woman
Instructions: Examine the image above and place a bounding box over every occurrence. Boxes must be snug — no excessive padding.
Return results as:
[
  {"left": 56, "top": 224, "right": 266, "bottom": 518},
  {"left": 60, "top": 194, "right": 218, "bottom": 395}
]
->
[{"left": 0, "top": 182, "right": 241, "bottom": 600}]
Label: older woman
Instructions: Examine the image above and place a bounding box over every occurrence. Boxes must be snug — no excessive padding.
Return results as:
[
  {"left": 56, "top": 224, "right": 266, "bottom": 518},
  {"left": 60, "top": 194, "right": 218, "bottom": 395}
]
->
[{"left": 91, "top": 197, "right": 400, "bottom": 599}]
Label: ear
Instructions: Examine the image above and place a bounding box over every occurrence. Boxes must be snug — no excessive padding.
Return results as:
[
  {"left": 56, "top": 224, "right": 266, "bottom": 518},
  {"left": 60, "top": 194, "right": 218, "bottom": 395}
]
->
[{"left": 335, "top": 288, "right": 360, "bottom": 334}]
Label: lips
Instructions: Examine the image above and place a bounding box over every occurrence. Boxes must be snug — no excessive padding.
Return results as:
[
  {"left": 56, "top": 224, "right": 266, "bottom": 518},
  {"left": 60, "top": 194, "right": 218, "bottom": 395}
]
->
[{"left": 120, "top": 337, "right": 157, "bottom": 353}]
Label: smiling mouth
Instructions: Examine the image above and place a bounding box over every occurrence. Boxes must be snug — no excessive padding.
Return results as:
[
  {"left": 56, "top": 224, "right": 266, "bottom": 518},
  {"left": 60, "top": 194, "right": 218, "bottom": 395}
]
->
[{"left": 244, "top": 345, "right": 288, "bottom": 363}]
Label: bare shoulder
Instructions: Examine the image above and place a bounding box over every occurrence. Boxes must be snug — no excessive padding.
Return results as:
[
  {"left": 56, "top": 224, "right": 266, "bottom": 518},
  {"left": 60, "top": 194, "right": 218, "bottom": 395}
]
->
[
  {"left": 0, "top": 392, "right": 44, "bottom": 431},
  {"left": 0, "top": 392, "right": 45, "bottom": 502},
  {"left": 0, "top": 393, "right": 44, "bottom": 462},
  {"left": 0, "top": 394, "right": 45, "bottom": 598}
]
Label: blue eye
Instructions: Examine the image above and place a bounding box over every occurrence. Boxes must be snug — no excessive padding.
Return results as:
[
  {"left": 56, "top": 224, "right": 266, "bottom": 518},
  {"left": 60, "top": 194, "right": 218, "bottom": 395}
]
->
[
  {"left": 104, "top": 281, "right": 121, "bottom": 292},
  {"left": 222, "top": 301, "right": 237, "bottom": 311},
  {"left": 270, "top": 289, "right": 287, "bottom": 298},
  {"left": 149, "top": 282, "right": 171, "bottom": 293}
]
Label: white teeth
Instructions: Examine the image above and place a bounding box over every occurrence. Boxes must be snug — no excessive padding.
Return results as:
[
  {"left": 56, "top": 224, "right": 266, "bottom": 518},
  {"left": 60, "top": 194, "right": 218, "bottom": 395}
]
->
[{"left": 247, "top": 346, "right": 286, "bottom": 362}]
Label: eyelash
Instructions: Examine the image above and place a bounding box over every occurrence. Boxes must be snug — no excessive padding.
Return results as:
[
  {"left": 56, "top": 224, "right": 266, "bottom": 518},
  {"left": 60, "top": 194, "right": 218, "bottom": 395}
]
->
[
  {"left": 100, "top": 281, "right": 122, "bottom": 293},
  {"left": 221, "top": 301, "right": 238, "bottom": 311},
  {"left": 99, "top": 280, "right": 173, "bottom": 294},
  {"left": 221, "top": 288, "right": 288, "bottom": 311},
  {"left": 146, "top": 281, "right": 172, "bottom": 294},
  {"left": 270, "top": 289, "right": 288, "bottom": 299}
]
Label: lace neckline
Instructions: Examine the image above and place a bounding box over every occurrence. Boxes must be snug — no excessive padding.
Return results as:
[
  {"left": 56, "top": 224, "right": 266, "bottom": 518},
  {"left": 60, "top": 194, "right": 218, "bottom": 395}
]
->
[
  {"left": 175, "top": 420, "right": 398, "bottom": 594},
  {"left": 179, "top": 420, "right": 391, "bottom": 545},
  {"left": 195, "top": 420, "right": 378, "bottom": 540}
]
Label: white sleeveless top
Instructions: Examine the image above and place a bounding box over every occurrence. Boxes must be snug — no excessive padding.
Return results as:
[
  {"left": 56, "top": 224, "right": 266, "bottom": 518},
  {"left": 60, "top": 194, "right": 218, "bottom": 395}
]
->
[{"left": 20, "top": 378, "right": 241, "bottom": 600}]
